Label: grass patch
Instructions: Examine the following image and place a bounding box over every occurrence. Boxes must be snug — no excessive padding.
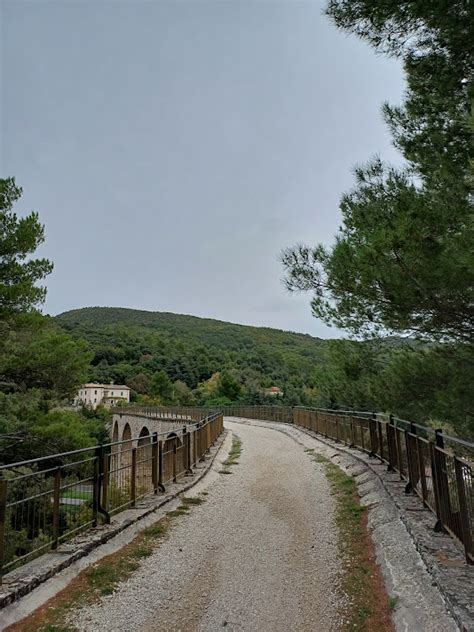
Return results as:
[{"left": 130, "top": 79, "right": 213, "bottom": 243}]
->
[
  {"left": 220, "top": 435, "right": 242, "bottom": 474},
  {"left": 309, "top": 452, "right": 394, "bottom": 632},
  {"left": 388, "top": 596, "right": 399, "bottom": 610},
  {"left": 166, "top": 505, "right": 191, "bottom": 517},
  {"left": 8, "top": 495, "right": 201, "bottom": 632},
  {"left": 143, "top": 522, "right": 168, "bottom": 538},
  {"left": 60, "top": 490, "right": 92, "bottom": 501},
  {"left": 181, "top": 496, "right": 204, "bottom": 506},
  {"left": 131, "top": 545, "right": 153, "bottom": 559}
]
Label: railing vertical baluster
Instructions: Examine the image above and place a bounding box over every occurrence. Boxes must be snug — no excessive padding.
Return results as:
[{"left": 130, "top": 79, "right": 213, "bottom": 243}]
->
[
  {"left": 92, "top": 447, "right": 101, "bottom": 527},
  {"left": 416, "top": 437, "right": 427, "bottom": 502},
  {"left": 395, "top": 425, "right": 403, "bottom": 479},
  {"left": 103, "top": 453, "right": 110, "bottom": 516},
  {"left": 377, "top": 420, "right": 384, "bottom": 462},
  {"left": 433, "top": 430, "right": 451, "bottom": 533},
  {"left": 454, "top": 458, "right": 473, "bottom": 564},
  {"left": 158, "top": 440, "right": 164, "bottom": 490},
  {"left": 152, "top": 433, "right": 158, "bottom": 493},
  {"left": 131, "top": 448, "right": 137, "bottom": 507},
  {"left": 172, "top": 441, "right": 177, "bottom": 483},
  {"left": 0, "top": 479, "right": 7, "bottom": 585},
  {"left": 52, "top": 467, "right": 61, "bottom": 549},
  {"left": 193, "top": 428, "right": 197, "bottom": 466}
]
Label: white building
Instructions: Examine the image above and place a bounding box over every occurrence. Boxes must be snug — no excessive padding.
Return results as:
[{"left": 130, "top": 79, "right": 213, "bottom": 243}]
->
[{"left": 75, "top": 383, "right": 130, "bottom": 409}]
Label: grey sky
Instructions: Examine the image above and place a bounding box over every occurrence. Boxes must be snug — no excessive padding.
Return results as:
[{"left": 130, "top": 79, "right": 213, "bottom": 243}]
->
[{"left": 1, "top": 0, "right": 405, "bottom": 338}]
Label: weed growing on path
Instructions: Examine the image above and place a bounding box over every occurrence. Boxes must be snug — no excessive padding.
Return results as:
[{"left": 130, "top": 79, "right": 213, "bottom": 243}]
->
[
  {"left": 181, "top": 496, "right": 204, "bottom": 506},
  {"left": 219, "top": 435, "right": 242, "bottom": 474},
  {"left": 308, "top": 450, "right": 394, "bottom": 632}
]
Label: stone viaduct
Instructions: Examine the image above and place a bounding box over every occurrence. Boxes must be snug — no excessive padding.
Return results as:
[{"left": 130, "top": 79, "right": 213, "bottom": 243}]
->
[{"left": 110, "top": 407, "right": 210, "bottom": 467}]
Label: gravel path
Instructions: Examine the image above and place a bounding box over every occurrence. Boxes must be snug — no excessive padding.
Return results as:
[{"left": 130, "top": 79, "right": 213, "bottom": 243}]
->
[{"left": 72, "top": 420, "right": 341, "bottom": 632}]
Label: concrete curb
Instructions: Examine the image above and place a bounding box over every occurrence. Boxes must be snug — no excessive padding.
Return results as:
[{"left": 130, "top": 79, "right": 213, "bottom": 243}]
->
[{"left": 0, "top": 430, "right": 229, "bottom": 610}]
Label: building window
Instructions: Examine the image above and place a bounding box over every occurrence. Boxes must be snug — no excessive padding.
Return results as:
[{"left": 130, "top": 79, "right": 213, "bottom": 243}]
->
[
  {"left": 95, "top": 390, "right": 97, "bottom": 395},
  {"left": 111, "top": 391, "right": 114, "bottom": 396},
  {"left": 94, "top": 398, "right": 97, "bottom": 403},
  {"left": 121, "top": 391, "right": 124, "bottom": 396}
]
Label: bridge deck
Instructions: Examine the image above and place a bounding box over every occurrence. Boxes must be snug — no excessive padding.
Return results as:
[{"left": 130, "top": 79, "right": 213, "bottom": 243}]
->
[
  {"left": 70, "top": 419, "right": 340, "bottom": 631},
  {"left": 64, "top": 419, "right": 459, "bottom": 632}
]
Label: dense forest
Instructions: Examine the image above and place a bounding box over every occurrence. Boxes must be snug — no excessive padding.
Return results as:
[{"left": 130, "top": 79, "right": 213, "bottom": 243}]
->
[
  {"left": 55, "top": 307, "right": 328, "bottom": 407},
  {"left": 55, "top": 307, "right": 473, "bottom": 438}
]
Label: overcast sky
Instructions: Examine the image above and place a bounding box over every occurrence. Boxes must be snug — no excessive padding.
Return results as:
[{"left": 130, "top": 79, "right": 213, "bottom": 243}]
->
[{"left": 1, "top": 0, "right": 405, "bottom": 338}]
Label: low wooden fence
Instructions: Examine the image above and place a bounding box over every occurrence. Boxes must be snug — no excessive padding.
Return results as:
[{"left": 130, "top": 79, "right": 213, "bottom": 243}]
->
[{"left": 0, "top": 410, "right": 223, "bottom": 581}]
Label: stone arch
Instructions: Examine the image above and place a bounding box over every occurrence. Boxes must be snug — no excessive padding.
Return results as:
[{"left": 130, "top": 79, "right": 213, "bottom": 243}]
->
[
  {"left": 120, "top": 422, "right": 133, "bottom": 476},
  {"left": 137, "top": 426, "right": 152, "bottom": 492},
  {"left": 122, "top": 422, "right": 132, "bottom": 443},
  {"left": 138, "top": 425, "right": 151, "bottom": 445},
  {"left": 163, "top": 431, "right": 184, "bottom": 483},
  {"left": 110, "top": 421, "right": 120, "bottom": 485},
  {"left": 166, "top": 431, "right": 182, "bottom": 444}
]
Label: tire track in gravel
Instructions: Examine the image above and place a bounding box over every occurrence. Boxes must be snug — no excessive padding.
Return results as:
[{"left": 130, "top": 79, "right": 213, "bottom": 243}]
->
[{"left": 72, "top": 420, "right": 341, "bottom": 632}]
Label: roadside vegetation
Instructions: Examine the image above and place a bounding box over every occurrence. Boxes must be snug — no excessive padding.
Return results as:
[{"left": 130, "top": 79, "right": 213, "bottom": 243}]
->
[
  {"left": 5, "top": 494, "right": 207, "bottom": 632},
  {"left": 305, "top": 448, "right": 395, "bottom": 631}
]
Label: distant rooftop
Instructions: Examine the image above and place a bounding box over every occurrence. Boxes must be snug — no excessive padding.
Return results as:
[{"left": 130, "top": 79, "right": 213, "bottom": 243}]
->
[{"left": 83, "top": 383, "right": 130, "bottom": 390}]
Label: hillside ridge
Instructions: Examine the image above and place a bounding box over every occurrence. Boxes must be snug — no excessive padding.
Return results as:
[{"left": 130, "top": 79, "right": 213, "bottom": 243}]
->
[{"left": 54, "top": 306, "right": 323, "bottom": 341}]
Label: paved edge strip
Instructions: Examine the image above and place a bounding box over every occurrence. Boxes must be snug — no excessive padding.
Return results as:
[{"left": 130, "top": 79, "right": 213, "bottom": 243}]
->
[
  {"left": 0, "top": 430, "right": 229, "bottom": 610},
  {"left": 227, "top": 418, "right": 472, "bottom": 632}
]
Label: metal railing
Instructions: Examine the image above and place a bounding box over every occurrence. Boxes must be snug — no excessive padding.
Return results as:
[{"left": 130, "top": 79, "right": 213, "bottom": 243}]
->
[
  {"left": 1, "top": 402, "right": 471, "bottom": 581},
  {"left": 225, "top": 405, "right": 473, "bottom": 564},
  {"left": 0, "top": 410, "right": 223, "bottom": 581},
  {"left": 222, "top": 405, "right": 293, "bottom": 423}
]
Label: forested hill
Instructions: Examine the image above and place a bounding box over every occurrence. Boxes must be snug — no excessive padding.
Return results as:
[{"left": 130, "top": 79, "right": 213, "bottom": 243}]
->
[{"left": 54, "top": 307, "right": 328, "bottom": 405}]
